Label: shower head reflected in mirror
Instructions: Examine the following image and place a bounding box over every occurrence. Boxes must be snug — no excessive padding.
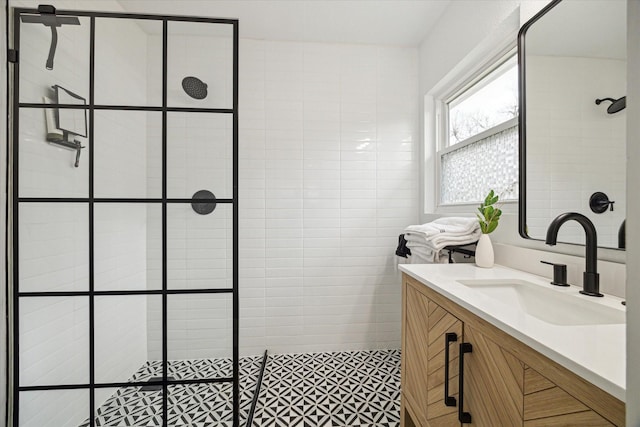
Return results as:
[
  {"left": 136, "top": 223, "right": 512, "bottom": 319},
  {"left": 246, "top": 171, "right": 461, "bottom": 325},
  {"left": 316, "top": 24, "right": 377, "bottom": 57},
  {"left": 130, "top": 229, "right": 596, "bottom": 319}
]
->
[
  {"left": 20, "top": 5, "right": 80, "bottom": 70},
  {"left": 182, "top": 76, "right": 208, "bottom": 100},
  {"left": 595, "top": 96, "right": 626, "bottom": 114}
]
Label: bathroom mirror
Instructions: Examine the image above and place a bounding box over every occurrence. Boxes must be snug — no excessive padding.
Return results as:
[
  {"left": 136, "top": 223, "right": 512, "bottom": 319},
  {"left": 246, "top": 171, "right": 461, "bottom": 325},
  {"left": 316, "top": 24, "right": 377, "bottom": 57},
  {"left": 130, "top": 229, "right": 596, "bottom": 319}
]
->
[{"left": 518, "top": 0, "right": 626, "bottom": 249}]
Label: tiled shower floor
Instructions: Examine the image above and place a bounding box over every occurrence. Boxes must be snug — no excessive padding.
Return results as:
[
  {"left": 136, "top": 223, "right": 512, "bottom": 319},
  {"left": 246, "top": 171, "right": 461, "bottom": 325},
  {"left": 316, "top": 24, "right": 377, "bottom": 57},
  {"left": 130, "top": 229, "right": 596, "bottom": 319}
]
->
[{"left": 82, "top": 349, "right": 400, "bottom": 427}]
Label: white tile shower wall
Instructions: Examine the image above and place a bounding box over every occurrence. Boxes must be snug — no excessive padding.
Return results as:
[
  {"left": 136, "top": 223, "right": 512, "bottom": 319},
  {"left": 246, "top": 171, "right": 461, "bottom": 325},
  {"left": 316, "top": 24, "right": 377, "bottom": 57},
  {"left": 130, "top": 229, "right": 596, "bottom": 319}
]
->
[
  {"left": 14, "top": 9, "right": 149, "bottom": 426},
  {"left": 146, "top": 36, "right": 419, "bottom": 357},
  {"left": 526, "top": 56, "right": 626, "bottom": 247}
]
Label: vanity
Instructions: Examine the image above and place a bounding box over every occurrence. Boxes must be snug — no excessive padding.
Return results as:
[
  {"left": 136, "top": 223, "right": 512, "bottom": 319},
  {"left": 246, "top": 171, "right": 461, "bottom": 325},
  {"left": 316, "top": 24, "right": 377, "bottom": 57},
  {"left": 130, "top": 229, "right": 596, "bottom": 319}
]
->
[
  {"left": 398, "top": 0, "right": 628, "bottom": 424},
  {"left": 399, "top": 264, "right": 625, "bottom": 427}
]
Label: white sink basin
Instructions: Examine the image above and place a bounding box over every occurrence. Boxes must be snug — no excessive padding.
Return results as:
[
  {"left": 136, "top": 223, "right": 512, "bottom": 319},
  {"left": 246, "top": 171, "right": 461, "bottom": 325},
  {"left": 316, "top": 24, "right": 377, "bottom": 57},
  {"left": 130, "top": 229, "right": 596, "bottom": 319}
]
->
[{"left": 456, "top": 279, "right": 625, "bottom": 326}]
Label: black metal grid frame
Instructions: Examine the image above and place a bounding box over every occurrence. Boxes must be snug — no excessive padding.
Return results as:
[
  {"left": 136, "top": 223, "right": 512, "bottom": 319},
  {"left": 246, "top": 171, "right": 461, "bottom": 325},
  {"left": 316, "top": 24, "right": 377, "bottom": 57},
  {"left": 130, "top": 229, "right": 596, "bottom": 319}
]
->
[{"left": 9, "top": 7, "right": 240, "bottom": 427}]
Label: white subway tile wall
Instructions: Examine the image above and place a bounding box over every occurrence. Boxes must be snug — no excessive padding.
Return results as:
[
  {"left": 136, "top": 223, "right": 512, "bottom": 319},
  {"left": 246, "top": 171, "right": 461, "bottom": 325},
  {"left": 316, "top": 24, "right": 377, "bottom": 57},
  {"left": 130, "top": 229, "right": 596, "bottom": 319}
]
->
[
  {"left": 236, "top": 40, "right": 419, "bottom": 355},
  {"left": 526, "top": 56, "right": 626, "bottom": 247},
  {"left": 147, "top": 37, "right": 419, "bottom": 357}
]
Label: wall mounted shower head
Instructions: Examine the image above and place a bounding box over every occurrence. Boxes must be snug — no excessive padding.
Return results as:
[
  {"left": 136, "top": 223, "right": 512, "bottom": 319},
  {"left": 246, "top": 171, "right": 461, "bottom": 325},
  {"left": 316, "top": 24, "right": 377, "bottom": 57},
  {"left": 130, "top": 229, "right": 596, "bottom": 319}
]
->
[
  {"left": 20, "top": 5, "right": 80, "bottom": 70},
  {"left": 182, "top": 76, "right": 208, "bottom": 100},
  {"left": 595, "top": 96, "right": 626, "bottom": 114}
]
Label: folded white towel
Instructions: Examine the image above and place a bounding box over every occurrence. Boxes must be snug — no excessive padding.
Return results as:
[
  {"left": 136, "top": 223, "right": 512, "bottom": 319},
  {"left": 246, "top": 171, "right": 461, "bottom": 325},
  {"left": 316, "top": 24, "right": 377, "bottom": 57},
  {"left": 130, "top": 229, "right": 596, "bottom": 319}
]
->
[
  {"left": 408, "top": 246, "right": 448, "bottom": 264},
  {"left": 404, "top": 216, "right": 479, "bottom": 239},
  {"left": 428, "top": 227, "right": 482, "bottom": 250},
  {"left": 404, "top": 216, "right": 480, "bottom": 250},
  {"left": 406, "top": 231, "right": 480, "bottom": 250},
  {"left": 403, "top": 223, "right": 442, "bottom": 240},
  {"left": 432, "top": 216, "right": 478, "bottom": 230}
]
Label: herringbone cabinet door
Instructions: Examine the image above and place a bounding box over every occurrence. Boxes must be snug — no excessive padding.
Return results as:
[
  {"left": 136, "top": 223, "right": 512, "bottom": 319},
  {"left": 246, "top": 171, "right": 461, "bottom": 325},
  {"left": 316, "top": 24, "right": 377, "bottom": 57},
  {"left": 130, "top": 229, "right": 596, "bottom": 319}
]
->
[
  {"left": 404, "top": 285, "right": 431, "bottom": 425},
  {"left": 463, "top": 325, "right": 524, "bottom": 427},
  {"left": 523, "top": 367, "right": 614, "bottom": 426},
  {"left": 426, "top": 300, "right": 462, "bottom": 427}
]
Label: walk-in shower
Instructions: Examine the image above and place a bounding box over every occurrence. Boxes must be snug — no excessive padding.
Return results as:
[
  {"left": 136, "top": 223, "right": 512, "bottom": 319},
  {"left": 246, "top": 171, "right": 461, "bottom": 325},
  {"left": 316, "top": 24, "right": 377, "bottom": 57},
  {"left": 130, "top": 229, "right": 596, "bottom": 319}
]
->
[{"left": 8, "top": 6, "right": 253, "bottom": 426}]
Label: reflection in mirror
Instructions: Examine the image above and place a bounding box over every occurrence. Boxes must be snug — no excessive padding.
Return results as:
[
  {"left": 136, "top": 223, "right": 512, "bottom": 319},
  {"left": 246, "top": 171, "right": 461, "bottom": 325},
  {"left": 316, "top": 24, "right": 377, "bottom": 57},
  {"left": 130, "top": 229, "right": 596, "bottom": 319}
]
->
[{"left": 519, "top": 0, "right": 626, "bottom": 249}]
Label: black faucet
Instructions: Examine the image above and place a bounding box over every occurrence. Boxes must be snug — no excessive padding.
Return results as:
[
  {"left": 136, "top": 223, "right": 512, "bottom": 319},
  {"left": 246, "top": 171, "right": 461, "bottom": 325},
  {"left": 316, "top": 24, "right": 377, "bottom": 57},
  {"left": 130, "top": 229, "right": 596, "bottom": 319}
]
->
[
  {"left": 545, "top": 212, "right": 603, "bottom": 297},
  {"left": 618, "top": 219, "right": 626, "bottom": 249}
]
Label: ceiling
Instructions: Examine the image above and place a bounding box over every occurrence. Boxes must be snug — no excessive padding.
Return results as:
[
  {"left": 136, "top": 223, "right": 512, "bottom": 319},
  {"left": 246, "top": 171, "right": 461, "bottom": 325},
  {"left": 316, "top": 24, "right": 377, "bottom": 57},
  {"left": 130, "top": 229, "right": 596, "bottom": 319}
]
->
[
  {"left": 116, "top": 0, "right": 451, "bottom": 46},
  {"left": 526, "top": 0, "right": 626, "bottom": 60}
]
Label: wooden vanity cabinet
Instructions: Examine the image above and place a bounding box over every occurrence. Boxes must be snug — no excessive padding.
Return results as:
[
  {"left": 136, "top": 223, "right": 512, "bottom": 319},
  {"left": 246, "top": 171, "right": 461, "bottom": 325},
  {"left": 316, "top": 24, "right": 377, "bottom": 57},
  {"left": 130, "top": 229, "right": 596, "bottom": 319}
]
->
[
  {"left": 401, "top": 273, "right": 625, "bottom": 427},
  {"left": 402, "top": 284, "right": 430, "bottom": 426}
]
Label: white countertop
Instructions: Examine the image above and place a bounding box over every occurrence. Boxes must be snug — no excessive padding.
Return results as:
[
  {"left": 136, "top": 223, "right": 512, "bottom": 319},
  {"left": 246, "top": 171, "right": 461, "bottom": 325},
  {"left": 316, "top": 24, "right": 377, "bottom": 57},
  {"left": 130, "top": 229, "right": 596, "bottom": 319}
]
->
[{"left": 399, "top": 263, "right": 626, "bottom": 401}]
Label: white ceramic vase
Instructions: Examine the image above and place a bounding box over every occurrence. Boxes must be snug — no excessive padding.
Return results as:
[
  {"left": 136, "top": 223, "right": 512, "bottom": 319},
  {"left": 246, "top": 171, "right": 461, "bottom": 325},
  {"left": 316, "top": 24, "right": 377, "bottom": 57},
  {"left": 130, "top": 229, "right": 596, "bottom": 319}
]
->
[{"left": 475, "top": 233, "right": 494, "bottom": 268}]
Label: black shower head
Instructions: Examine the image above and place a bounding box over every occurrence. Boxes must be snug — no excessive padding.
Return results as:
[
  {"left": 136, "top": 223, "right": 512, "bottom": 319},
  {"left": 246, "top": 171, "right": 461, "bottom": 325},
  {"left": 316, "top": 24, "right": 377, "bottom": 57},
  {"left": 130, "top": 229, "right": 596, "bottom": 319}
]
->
[
  {"left": 20, "top": 5, "right": 80, "bottom": 70},
  {"left": 182, "top": 76, "right": 208, "bottom": 100},
  {"left": 595, "top": 96, "right": 626, "bottom": 114}
]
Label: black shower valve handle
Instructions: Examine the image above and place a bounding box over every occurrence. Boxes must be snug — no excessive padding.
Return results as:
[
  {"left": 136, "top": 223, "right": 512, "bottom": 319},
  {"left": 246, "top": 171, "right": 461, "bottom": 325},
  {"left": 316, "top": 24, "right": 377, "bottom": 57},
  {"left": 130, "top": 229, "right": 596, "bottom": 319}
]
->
[
  {"left": 589, "top": 192, "right": 615, "bottom": 214},
  {"left": 597, "top": 199, "right": 615, "bottom": 211}
]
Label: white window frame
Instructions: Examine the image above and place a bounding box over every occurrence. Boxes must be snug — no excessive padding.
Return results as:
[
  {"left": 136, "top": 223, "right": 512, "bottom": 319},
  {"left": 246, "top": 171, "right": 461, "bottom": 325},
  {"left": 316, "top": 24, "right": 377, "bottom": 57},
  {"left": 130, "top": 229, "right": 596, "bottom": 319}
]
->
[{"left": 433, "top": 47, "right": 519, "bottom": 212}]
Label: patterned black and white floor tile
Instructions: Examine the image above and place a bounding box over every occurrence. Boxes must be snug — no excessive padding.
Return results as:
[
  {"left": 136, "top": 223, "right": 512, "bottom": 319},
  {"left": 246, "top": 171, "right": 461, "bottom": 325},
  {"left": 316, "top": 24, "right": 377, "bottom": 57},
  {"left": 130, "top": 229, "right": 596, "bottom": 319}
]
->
[
  {"left": 80, "top": 356, "right": 263, "bottom": 427},
  {"left": 81, "top": 349, "right": 401, "bottom": 427},
  {"left": 251, "top": 349, "right": 401, "bottom": 427}
]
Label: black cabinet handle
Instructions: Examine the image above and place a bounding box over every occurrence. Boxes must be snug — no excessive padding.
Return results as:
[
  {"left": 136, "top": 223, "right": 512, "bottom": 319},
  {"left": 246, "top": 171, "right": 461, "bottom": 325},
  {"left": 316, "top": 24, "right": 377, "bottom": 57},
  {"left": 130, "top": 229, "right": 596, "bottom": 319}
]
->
[
  {"left": 458, "top": 342, "right": 473, "bottom": 424},
  {"left": 444, "top": 332, "right": 458, "bottom": 407}
]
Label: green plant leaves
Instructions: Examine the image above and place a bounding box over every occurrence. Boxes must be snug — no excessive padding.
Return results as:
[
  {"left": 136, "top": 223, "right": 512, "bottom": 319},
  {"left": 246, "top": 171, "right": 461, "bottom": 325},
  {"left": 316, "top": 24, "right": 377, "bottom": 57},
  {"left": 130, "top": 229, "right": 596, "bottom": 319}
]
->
[{"left": 477, "top": 189, "right": 502, "bottom": 235}]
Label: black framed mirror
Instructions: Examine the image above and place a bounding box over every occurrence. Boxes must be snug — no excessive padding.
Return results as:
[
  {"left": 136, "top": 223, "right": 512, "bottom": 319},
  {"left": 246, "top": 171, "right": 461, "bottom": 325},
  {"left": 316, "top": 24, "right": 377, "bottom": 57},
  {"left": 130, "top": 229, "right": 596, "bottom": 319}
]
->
[{"left": 518, "top": 0, "right": 626, "bottom": 250}]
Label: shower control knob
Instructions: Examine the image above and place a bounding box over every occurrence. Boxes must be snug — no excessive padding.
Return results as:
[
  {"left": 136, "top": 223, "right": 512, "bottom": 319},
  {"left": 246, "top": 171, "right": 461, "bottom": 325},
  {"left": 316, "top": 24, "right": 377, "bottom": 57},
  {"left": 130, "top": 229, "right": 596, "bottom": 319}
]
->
[{"left": 589, "top": 192, "right": 614, "bottom": 214}]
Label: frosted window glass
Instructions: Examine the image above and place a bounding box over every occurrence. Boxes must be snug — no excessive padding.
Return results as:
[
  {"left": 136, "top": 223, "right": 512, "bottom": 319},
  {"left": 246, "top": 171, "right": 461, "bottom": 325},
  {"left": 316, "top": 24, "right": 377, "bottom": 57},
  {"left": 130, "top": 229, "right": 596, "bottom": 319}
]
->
[{"left": 440, "top": 125, "right": 519, "bottom": 205}]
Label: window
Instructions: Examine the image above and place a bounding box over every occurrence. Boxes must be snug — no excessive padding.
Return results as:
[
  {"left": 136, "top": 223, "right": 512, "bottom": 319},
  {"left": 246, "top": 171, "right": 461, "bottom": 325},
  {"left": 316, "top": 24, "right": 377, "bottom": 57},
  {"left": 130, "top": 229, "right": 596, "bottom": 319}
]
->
[{"left": 438, "top": 53, "right": 519, "bottom": 206}]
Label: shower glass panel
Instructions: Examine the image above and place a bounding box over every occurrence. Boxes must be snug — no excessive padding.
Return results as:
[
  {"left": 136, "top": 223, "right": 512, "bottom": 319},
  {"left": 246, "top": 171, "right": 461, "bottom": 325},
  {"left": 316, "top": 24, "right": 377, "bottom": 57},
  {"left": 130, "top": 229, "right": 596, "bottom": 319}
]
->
[
  {"left": 19, "top": 296, "right": 90, "bottom": 387},
  {"left": 11, "top": 7, "right": 240, "bottom": 427},
  {"left": 91, "top": 386, "right": 164, "bottom": 426},
  {"left": 166, "top": 294, "right": 233, "bottom": 364},
  {"left": 167, "top": 112, "right": 233, "bottom": 199},
  {"left": 20, "top": 390, "right": 89, "bottom": 427},
  {"left": 94, "top": 295, "right": 162, "bottom": 383},
  {"left": 94, "top": 204, "right": 162, "bottom": 291},
  {"left": 167, "top": 21, "right": 233, "bottom": 109},
  {"left": 93, "top": 111, "right": 162, "bottom": 198},
  {"left": 18, "top": 203, "right": 89, "bottom": 293},
  {"left": 167, "top": 203, "right": 232, "bottom": 290},
  {"left": 94, "top": 18, "right": 163, "bottom": 107},
  {"left": 18, "top": 106, "right": 90, "bottom": 197},
  {"left": 18, "top": 14, "right": 90, "bottom": 104}
]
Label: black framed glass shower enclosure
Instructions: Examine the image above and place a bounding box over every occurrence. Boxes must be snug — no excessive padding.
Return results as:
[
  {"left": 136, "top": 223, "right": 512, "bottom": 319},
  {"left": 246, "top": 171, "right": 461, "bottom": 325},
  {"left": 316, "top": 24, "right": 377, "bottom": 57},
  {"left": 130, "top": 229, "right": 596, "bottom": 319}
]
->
[{"left": 8, "top": 6, "right": 240, "bottom": 426}]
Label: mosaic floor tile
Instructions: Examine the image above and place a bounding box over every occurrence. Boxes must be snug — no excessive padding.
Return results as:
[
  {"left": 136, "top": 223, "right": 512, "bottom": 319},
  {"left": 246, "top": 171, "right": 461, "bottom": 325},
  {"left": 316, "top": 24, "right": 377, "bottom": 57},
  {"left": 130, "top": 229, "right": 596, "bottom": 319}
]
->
[
  {"left": 251, "top": 349, "right": 401, "bottom": 427},
  {"left": 81, "top": 349, "right": 401, "bottom": 427}
]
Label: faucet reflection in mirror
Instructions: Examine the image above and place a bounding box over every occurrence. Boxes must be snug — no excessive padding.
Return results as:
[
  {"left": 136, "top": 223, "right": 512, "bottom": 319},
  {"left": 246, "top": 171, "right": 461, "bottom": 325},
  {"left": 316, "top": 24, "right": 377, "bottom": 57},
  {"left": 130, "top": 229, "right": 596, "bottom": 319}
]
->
[{"left": 546, "top": 212, "right": 603, "bottom": 297}]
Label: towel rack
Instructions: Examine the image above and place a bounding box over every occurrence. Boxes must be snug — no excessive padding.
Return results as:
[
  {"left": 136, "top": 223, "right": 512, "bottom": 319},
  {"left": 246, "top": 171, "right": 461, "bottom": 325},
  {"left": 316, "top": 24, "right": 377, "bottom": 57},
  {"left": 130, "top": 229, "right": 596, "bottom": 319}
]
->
[{"left": 443, "top": 242, "right": 477, "bottom": 264}]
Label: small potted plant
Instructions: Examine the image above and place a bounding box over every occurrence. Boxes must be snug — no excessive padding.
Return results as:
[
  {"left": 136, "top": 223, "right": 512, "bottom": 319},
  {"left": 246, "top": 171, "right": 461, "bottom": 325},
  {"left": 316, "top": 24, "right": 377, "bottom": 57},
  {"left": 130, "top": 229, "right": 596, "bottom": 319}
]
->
[{"left": 475, "top": 189, "right": 502, "bottom": 268}]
